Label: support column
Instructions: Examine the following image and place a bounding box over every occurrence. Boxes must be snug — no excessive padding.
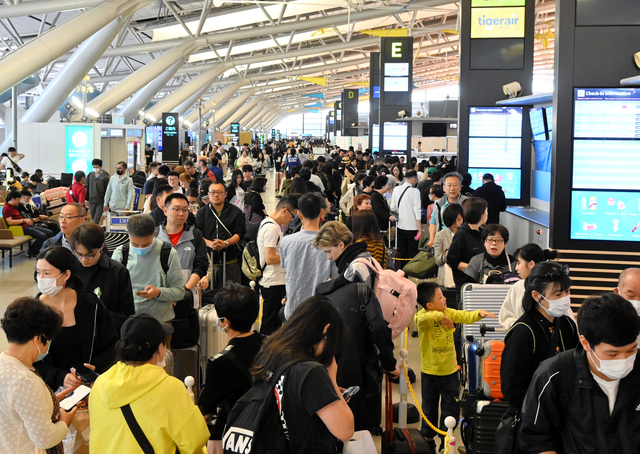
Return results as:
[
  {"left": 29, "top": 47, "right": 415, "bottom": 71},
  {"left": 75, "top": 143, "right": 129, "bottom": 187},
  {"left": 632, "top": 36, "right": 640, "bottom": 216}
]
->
[
  {"left": 369, "top": 52, "right": 380, "bottom": 152},
  {"left": 0, "top": 0, "right": 152, "bottom": 94},
  {"left": 81, "top": 40, "right": 199, "bottom": 120},
  {"left": 119, "top": 58, "right": 184, "bottom": 123},
  {"left": 11, "top": 85, "right": 17, "bottom": 148}
]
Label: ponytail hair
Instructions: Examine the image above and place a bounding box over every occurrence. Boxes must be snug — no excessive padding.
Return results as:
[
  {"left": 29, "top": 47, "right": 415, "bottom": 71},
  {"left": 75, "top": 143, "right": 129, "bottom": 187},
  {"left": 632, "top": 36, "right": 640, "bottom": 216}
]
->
[{"left": 514, "top": 243, "right": 558, "bottom": 264}]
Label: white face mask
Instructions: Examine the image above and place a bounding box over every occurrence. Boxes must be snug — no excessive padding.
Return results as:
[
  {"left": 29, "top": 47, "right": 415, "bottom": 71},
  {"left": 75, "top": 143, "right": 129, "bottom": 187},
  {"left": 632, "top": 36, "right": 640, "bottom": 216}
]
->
[
  {"left": 37, "top": 273, "right": 64, "bottom": 296},
  {"left": 539, "top": 294, "right": 571, "bottom": 318},
  {"left": 589, "top": 348, "right": 637, "bottom": 381}
]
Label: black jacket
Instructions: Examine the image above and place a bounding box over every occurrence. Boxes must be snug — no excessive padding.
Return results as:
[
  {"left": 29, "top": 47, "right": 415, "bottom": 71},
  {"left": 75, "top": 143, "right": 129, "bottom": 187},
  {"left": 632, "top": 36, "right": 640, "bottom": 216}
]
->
[
  {"left": 195, "top": 200, "right": 246, "bottom": 263},
  {"left": 446, "top": 223, "right": 484, "bottom": 289},
  {"left": 315, "top": 277, "right": 396, "bottom": 430},
  {"left": 519, "top": 345, "right": 640, "bottom": 454},
  {"left": 473, "top": 181, "right": 507, "bottom": 224},
  {"left": 75, "top": 251, "right": 135, "bottom": 335},
  {"left": 501, "top": 309, "right": 578, "bottom": 412},
  {"left": 35, "top": 290, "right": 118, "bottom": 389},
  {"left": 371, "top": 190, "right": 390, "bottom": 231}
]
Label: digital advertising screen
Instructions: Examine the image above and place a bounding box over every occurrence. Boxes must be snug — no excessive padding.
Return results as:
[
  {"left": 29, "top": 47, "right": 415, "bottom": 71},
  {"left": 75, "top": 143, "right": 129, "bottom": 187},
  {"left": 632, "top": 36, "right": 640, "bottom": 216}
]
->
[
  {"left": 469, "top": 168, "right": 522, "bottom": 199},
  {"left": 470, "top": 7, "right": 525, "bottom": 38},
  {"left": 383, "top": 122, "right": 408, "bottom": 151},
  {"left": 384, "top": 77, "right": 409, "bottom": 92},
  {"left": 570, "top": 88, "right": 640, "bottom": 243},
  {"left": 529, "top": 107, "right": 547, "bottom": 141},
  {"left": 469, "top": 107, "right": 522, "bottom": 137},
  {"left": 66, "top": 125, "right": 94, "bottom": 173},
  {"left": 384, "top": 63, "right": 410, "bottom": 77}
]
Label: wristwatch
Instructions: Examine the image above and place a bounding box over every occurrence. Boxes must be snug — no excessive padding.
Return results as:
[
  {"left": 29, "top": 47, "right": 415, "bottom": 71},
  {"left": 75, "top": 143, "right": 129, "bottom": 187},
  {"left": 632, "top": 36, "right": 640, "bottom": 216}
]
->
[{"left": 224, "top": 240, "right": 229, "bottom": 247}]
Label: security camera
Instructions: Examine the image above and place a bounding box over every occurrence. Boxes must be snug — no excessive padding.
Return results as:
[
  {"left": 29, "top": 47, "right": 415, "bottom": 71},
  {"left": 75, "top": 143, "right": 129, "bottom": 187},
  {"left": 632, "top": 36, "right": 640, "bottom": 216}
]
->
[
  {"left": 398, "top": 110, "right": 407, "bottom": 118},
  {"left": 142, "top": 118, "right": 152, "bottom": 127},
  {"left": 502, "top": 81, "right": 522, "bottom": 98}
]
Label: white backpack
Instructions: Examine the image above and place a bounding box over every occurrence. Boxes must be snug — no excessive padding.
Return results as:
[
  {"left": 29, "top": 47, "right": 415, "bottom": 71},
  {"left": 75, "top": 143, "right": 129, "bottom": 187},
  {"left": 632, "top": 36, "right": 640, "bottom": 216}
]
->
[{"left": 354, "top": 258, "right": 418, "bottom": 339}]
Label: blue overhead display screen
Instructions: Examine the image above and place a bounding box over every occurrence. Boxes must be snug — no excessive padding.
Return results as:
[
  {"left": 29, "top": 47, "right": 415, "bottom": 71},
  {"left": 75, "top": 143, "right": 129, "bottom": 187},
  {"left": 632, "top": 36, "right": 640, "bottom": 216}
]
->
[
  {"left": 468, "top": 107, "right": 523, "bottom": 199},
  {"left": 570, "top": 88, "right": 640, "bottom": 242}
]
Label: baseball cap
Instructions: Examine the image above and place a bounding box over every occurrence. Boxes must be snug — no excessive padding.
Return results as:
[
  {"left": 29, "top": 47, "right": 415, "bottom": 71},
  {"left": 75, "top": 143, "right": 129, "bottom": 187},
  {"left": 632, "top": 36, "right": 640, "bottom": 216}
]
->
[{"left": 120, "top": 313, "right": 174, "bottom": 352}]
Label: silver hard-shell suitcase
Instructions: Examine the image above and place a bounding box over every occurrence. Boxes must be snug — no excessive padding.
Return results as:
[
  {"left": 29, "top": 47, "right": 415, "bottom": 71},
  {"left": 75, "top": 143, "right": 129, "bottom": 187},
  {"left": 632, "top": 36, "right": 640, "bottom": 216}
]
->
[
  {"left": 198, "top": 304, "right": 228, "bottom": 383},
  {"left": 460, "top": 283, "right": 511, "bottom": 341}
]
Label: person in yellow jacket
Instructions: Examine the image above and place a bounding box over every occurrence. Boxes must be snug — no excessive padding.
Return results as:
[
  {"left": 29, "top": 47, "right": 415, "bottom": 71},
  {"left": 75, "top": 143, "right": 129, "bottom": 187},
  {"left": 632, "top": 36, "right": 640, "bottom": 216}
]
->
[
  {"left": 89, "top": 313, "right": 209, "bottom": 454},
  {"left": 414, "top": 282, "right": 496, "bottom": 453}
]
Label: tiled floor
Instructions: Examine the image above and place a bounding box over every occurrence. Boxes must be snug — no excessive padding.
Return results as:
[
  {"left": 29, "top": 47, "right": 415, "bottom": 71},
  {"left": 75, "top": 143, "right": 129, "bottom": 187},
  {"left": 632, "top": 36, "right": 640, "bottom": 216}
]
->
[{"left": 0, "top": 167, "right": 464, "bottom": 453}]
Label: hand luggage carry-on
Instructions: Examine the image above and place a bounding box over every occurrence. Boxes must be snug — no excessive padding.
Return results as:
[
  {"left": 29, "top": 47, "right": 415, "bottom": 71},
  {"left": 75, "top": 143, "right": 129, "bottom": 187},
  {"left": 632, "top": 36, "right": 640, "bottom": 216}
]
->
[
  {"left": 472, "top": 400, "right": 509, "bottom": 454},
  {"left": 387, "top": 220, "right": 400, "bottom": 271},
  {"left": 460, "top": 283, "right": 510, "bottom": 342},
  {"left": 198, "top": 304, "right": 228, "bottom": 383},
  {"left": 461, "top": 336, "right": 480, "bottom": 400},
  {"left": 172, "top": 345, "right": 201, "bottom": 401},
  {"left": 381, "top": 375, "right": 431, "bottom": 454}
]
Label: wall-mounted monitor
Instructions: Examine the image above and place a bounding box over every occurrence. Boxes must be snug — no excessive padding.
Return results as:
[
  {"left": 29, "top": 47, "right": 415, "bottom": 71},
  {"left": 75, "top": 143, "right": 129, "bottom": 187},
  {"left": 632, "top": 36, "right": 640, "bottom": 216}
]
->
[
  {"left": 529, "top": 107, "right": 547, "bottom": 141},
  {"left": 372, "top": 124, "right": 380, "bottom": 153},
  {"left": 383, "top": 122, "right": 408, "bottom": 151},
  {"left": 373, "top": 86, "right": 380, "bottom": 99},
  {"left": 469, "top": 167, "right": 522, "bottom": 199},
  {"left": 422, "top": 122, "right": 448, "bottom": 137},
  {"left": 384, "top": 77, "right": 409, "bottom": 92},
  {"left": 468, "top": 137, "right": 522, "bottom": 168},
  {"left": 469, "top": 106, "right": 522, "bottom": 137},
  {"left": 109, "top": 129, "right": 124, "bottom": 137},
  {"left": 570, "top": 88, "right": 640, "bottom": 242},
  {"left": 127, "top": 129, "right": 143, "bottom": 138},
  {"left": 384, "top": 63, "right": 409, "bottom": 77},
  {"left": 100, "top": 130, "right": 108, "bottom": 137},
  {"left": 544, "top": 106, "right": 553, "bottom": 140}
]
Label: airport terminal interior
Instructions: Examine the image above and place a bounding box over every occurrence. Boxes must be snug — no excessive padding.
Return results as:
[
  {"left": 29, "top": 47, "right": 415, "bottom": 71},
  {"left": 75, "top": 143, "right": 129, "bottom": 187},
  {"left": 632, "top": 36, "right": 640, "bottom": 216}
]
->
[{"left": 0, "top": 0, "right": 640, "bottom": 453}]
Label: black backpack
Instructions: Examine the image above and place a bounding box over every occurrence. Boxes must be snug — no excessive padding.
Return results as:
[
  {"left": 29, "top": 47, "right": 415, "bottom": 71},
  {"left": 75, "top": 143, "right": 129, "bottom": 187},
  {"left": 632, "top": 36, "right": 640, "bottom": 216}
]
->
[{"left": 223, "top": 370, "right": 296, "bottom": 454}]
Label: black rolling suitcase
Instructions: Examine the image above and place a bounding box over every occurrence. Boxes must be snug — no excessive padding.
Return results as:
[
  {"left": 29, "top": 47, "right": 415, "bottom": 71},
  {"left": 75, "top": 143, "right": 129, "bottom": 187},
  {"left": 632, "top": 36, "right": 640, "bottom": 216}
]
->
[
  {"left": 381, "top": 375, "right": 431, "bottom": 454},
  {"left": 461, "top": 399, "right": 509, "bottom": 454},
  {"left": 172, "top": 344, "right": 201, "bottom": 401}
]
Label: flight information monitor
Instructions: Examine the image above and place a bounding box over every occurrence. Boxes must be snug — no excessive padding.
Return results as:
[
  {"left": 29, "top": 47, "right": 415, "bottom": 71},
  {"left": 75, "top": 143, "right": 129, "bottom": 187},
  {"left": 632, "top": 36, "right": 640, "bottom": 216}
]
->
[
  {"left": 545, "top": 106, "right": 553, "bottom": 140},
  {"left": 570, "top": 88, "right": 640, "bottom": 242},
  {"left": 469, "top": 107, "right": 523, "bottom": 137},
  {"left": 383, "top": 122, "right": 408, "bottom": 151},
  {"left": 529, "top": 107, "right": 547, "bottom": 141}
]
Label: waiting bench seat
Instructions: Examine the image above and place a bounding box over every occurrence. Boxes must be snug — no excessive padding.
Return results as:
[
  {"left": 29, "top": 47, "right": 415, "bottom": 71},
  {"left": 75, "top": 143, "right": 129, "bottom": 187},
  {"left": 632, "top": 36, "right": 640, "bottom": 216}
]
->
[{"left": 0, "top": 229, "right": 31, "bottom": 267}]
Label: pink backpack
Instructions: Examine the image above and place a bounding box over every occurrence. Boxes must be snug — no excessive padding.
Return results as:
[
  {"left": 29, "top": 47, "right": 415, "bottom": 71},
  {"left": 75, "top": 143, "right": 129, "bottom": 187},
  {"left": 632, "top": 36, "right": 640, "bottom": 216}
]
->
[{"left": 354, "top": 257, "right": 418, "bottom": 339}]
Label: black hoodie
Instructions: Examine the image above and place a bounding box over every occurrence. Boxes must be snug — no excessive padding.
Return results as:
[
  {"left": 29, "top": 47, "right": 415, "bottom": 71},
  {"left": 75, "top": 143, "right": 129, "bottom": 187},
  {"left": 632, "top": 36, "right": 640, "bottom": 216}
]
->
[{"left": 446, "top": 223, "right": 484, "bottom": 289}]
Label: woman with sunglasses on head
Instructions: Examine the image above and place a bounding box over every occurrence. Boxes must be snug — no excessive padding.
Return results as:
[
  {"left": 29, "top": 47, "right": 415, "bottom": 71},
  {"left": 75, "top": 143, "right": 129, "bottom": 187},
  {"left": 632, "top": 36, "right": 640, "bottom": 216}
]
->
[
  {"left": 34, "top": 246, "right": 118, "bottom": 391},
  {"left": 250, "top": 297, "right": 354, "bottom": 453},
  {"left": 0, "top": 297, "right": 77, "bottom": 453},
  {"left": 500, "top": 261, "right": 579, "bottom": 415},
  {"left": 69, "top": 224, "right": 135, "bottom": 335},
  {"left": 199, "top": 283, "right": 265, "bottom": 454}
]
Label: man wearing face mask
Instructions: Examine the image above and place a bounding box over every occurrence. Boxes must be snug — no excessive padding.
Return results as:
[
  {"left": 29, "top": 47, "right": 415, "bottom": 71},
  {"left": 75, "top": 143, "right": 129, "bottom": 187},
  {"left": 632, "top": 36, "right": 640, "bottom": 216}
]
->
[
  {"left": 500, "top": 261, "right": 579, "bottom": 415},
  {"left": 85, "top": 159, "right": 110, "bottom": 223},
  {"left": 112, "top": 214, "right": 185, "bottom": 323},
  {"left": 88, "top": 313, "right": 209, "bottom": 454},
  {"left": 519, "top": 293, "right": 640, "bottom": 454},
  {"left": 103, "top": 161, "right": 134, "bottom": 213}
]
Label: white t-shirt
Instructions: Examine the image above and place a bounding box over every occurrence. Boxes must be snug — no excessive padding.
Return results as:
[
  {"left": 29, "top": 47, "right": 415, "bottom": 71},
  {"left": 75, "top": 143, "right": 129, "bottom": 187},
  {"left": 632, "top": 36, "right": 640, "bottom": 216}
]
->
[
  {"left": 258, "top": 217, "right": 285, "bottom": 287},
  {"left": 591, "top": 372, "right": 619, "bottom": 414},
  {"left": 1, "top": 155, "right": 21, "bottom": 171}
]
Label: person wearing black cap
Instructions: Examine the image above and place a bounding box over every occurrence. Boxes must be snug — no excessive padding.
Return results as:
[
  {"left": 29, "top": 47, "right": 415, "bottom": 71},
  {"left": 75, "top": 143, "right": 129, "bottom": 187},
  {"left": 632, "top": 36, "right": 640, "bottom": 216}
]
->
[{"left": 89, "top": 313, "right": 209, "bottom": 454}]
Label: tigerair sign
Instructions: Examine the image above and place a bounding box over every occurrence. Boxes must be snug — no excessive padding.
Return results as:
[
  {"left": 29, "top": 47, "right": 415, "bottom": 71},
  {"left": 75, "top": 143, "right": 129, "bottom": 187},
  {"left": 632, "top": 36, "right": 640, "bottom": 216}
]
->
[{"left": 470, "top": 7, "right": 525, "bottom": 38}]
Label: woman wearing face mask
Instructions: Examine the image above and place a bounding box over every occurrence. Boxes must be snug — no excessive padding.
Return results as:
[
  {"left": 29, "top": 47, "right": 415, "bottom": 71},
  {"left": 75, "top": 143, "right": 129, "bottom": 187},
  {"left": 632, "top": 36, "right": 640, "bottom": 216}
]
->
[
  {"left": 500, "top": 261, "right": 579, "bottom": 414},
  {"left": 89, "top": 313, "right": 210, "bottom": 454},
  {"left": 499, "top": 244, "right": 572, "bottom": 330},
  {"left": 199, "top": 284, "right": 265, "bottom": 454},
  {"left": 34, "top": 246, "right": 118, "bottom": 390},
  {"left": 249, "top": 297, "right": 354, "bottom": 452},
  {"left": 0, "top": 297, "right": 78, "bottom": 453}
]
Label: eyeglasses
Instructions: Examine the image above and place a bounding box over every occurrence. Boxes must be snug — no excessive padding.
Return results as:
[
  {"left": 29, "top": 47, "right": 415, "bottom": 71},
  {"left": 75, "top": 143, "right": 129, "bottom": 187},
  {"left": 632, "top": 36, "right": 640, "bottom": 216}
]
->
[
  {"left": 208, "top": 190, "right": 225, "bottom": 195},
  {"left": 73, "top": 250, "right": 99, "bottom": 261},
  {"left": 167, "top": 207, "right": 189, "bottom": 214},
  {"left": 59, "top": 215, "right": 85, "bottom": 221},
  {"left": 285, "top": 208, "right": 295, "bottom": 218},
  {"left": 485, "top": 238, "right": 505, "bottom": 245}
]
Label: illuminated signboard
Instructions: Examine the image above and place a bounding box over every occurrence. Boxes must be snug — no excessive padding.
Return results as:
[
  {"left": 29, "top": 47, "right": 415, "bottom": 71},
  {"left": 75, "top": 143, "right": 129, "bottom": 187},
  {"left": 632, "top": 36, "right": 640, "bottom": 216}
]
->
[
  {"left": 230, "top": 123, "right": 240, "bottom": 134},
  {"left": 471, "top": 0, "right": 525, "bottom": 6},
  {"left": 470, "top": 7, "right": 525, "bottom": 38},
  {"left": 66, "top": 125, "right": 94, "bottom": 173},
  {"left": 162, "top": 112, "right": 179, "bottom": 161}
]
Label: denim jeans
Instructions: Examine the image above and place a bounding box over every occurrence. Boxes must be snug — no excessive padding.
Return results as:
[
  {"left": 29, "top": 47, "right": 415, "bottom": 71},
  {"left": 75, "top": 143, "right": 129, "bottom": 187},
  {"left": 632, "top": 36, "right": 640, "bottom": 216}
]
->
[{"left": 23, "top": 225, "right": 54, "bottom": 255}]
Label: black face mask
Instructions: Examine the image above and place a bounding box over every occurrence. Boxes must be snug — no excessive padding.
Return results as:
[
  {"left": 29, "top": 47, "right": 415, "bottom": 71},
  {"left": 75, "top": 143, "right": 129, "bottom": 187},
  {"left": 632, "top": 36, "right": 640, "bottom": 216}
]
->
[{"left": 116, "top": 169, "right": 124, "bottom": 176}]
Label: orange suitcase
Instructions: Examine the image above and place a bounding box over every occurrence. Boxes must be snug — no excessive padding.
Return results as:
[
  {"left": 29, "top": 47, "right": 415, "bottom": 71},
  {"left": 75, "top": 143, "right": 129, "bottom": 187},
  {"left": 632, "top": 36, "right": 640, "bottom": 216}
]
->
[{"left": 480, "top": 340, "right": 504, "bottom": 400}]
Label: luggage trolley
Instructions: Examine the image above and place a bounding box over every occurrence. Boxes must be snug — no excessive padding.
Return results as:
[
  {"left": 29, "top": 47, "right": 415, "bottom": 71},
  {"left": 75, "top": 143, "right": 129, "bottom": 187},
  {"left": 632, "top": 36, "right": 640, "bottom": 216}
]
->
[{"left": 105, "top": 210, "right": 141, "bottom": 233}]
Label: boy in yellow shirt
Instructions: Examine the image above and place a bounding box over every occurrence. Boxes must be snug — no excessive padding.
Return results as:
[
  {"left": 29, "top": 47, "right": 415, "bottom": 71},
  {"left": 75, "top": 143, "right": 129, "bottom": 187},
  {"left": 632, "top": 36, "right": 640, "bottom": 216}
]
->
[{"left": 414, "top": 282, "right": 496, "bottom": 451}]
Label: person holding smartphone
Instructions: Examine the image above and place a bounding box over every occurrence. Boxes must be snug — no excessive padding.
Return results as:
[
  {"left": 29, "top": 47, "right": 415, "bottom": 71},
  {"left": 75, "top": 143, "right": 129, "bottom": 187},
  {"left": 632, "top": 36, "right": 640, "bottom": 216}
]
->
[
  {"left": 0, "top": 297, "right": 78, "bottom": 452},
  {"left": 34, "top": 246, "right": 118, "bottom": 390}
]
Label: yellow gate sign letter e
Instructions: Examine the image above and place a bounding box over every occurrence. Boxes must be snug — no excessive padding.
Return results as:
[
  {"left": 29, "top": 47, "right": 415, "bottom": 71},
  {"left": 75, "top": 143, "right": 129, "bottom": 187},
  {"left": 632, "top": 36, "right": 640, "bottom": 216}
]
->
[{"left": 470, "top": 7, "right": 525, "bottom": 38}]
